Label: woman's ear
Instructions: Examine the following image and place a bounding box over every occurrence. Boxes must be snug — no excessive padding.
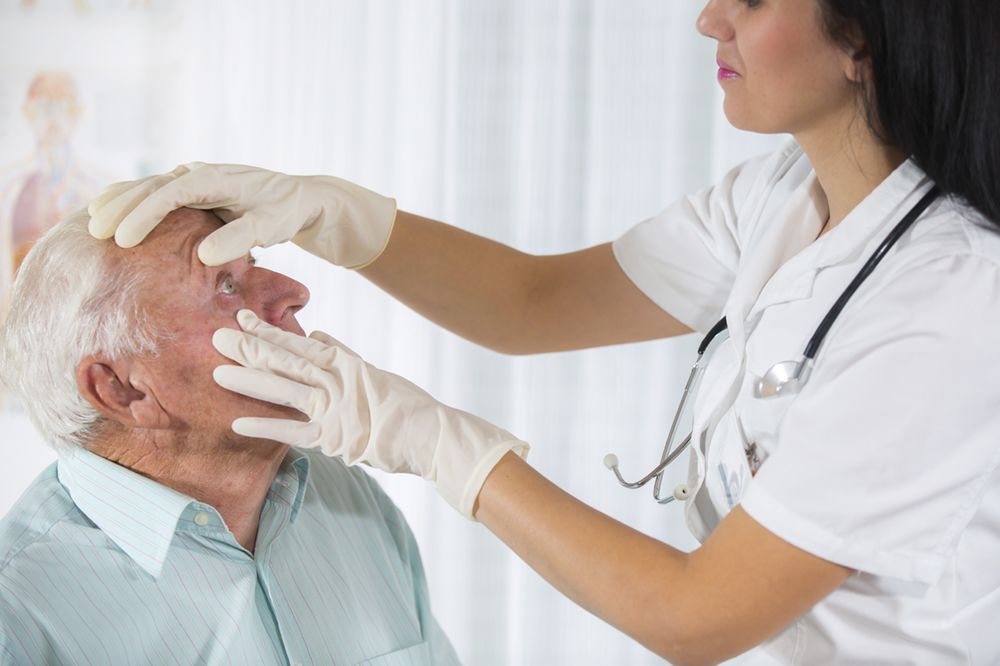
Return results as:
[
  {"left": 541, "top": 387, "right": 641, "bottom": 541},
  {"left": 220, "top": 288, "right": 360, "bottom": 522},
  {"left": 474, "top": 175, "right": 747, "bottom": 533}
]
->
[
  {"left": 845, "top": 45, "right": 871, "bottom": 84},
  {"left": 76, "top": 357, "right": 170, "bottom": 430}
]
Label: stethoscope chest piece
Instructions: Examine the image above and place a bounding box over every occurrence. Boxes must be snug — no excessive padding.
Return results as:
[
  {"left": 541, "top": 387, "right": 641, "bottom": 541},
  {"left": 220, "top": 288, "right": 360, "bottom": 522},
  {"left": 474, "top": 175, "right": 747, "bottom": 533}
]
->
[{"left": 754, "top": 357, "right": 813, "bottom": 398}]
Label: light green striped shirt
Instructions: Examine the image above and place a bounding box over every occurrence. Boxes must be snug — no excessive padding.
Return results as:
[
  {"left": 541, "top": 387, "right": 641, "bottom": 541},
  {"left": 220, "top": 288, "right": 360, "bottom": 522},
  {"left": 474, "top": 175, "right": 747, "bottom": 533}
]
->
[{"left": 0, "top": 446, "right": 459, "bottom": 665}]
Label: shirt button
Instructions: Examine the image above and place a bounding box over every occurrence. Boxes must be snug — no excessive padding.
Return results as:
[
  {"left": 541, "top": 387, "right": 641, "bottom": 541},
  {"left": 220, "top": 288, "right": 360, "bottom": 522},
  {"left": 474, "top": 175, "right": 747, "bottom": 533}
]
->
[{"left": 194, "top": 512, "right": 210, "bottom": 526}]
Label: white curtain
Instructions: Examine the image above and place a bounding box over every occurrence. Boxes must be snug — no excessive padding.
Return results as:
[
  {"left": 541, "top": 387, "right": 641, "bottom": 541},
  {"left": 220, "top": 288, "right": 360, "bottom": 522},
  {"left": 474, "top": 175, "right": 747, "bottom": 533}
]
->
[{"left": 1, "top": 1, "right": 783, "bottom": 663}]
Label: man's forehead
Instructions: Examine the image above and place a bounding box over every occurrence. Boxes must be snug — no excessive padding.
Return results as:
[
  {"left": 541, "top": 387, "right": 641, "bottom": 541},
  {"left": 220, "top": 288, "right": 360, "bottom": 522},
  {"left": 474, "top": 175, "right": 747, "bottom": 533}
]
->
[
  {"left": 155, "top": 208, "right": 223, "bottom": 251},
  {"left": 114, "top": 208, "right": 223, "bottom": 260},
  {"left": 104, "top": 208, "right": 223, "bottom": 282}
]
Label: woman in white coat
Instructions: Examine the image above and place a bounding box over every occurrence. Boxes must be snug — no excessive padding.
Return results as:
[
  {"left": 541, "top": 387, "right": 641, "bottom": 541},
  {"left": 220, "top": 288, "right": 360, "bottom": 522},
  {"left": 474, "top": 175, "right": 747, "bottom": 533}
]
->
[{"left": 89, "top": 0, "right": 1000, "bottom": 663}]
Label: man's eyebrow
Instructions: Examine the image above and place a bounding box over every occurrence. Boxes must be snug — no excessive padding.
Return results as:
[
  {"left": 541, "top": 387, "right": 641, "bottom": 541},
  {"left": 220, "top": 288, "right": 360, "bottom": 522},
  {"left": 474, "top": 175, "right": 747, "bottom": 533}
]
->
[{"left": 177, "top": 231, "right": 204, "bottom": 277}]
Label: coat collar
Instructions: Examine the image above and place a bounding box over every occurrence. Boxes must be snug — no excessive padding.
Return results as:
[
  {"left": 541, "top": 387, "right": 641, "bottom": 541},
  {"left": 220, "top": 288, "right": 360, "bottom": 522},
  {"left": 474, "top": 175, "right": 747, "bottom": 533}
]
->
[
  {"left": 724, "top": 172, "right": 827, "bottom": 352},
  {"left": 732, "top": 157, "right": 933, "bottom": 335}
]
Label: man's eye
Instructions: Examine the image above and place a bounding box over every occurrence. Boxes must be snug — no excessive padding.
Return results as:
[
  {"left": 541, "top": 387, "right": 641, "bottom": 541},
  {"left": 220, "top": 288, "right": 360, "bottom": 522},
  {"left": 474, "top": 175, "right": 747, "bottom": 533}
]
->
[{"left": 219, "top": 276, "right": 237, "bottom": 295}]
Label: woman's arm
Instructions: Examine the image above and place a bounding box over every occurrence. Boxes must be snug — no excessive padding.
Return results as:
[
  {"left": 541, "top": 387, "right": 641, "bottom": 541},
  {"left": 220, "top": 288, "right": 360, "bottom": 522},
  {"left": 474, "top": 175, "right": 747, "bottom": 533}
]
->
[
  {"left": 359, "top": 211, "right": 691, "bottom": 354},
  {"left": 214, "top": 315, "right": 849, "bottom": 663},
  {"left": 474, "top": 453, "right": 853, "bottom": 666},
  {"left": 86, "top": 166, "right": 693, "bottom": 354}
]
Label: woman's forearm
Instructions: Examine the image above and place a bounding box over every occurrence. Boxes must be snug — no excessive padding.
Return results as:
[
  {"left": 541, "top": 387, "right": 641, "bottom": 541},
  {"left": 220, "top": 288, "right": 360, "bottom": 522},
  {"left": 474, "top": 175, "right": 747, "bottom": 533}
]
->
[
  {"left": 473, "top": 452, "right": 853, "bottom": 666},
  {"left": 359, "top": 211, "right": 690, "bottom": 354},
  {"left": 473, "top": 452, "right": 699, "bottom": 662}
]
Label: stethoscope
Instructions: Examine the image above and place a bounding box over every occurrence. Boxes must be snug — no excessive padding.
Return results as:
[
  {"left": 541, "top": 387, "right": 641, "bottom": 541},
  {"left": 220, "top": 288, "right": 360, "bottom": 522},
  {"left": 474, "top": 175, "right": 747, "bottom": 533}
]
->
[{"left": 604, "top": 185, "right": 940, "bottom": 504}]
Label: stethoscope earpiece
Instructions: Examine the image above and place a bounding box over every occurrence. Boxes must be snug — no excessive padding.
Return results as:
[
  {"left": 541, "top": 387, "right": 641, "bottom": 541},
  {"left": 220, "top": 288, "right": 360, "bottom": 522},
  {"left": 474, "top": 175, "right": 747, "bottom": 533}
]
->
[{"left": 673, "top": 484, "right": 690, "bottom": 502}]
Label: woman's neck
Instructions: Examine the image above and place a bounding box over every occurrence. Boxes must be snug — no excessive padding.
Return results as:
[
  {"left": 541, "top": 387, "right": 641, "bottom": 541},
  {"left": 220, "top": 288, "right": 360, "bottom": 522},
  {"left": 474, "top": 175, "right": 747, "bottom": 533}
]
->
[{"left": 795, "top": 113, "right": 907, "bottom": 236}]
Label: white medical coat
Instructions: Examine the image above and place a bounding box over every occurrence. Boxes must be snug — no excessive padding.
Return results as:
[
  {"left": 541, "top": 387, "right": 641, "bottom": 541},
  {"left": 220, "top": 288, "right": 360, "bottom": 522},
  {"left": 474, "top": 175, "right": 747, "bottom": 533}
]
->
[{"left": 613, "top": 141, "right": 1000, "bottom": 664}]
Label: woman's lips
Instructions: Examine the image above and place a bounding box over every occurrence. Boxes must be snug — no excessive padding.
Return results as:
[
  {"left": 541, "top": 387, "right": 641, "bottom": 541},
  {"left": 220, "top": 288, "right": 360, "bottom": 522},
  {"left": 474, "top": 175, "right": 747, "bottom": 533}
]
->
[{"left": 717, "top": 58, "right": 741, "bottom": 81}]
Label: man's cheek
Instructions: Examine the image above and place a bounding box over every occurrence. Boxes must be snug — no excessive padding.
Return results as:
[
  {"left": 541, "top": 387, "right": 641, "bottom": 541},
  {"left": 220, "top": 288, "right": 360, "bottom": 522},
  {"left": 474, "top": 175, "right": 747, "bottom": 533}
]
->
[
  {"left": 191, "top": 322, "right": 307, "bottom": 424},
  {"left": 229, "top": 393, "right": 310, "bottom": 424}
]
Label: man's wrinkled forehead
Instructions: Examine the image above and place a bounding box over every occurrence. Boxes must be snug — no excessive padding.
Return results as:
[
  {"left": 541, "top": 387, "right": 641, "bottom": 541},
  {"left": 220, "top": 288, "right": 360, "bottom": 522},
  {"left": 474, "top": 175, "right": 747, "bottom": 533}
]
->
[
  {"left": 151, "top": 208, "right": 222, "bottom": 258},
  {"left": 113, "top": 208, "right": 223, "bottom": 269}
]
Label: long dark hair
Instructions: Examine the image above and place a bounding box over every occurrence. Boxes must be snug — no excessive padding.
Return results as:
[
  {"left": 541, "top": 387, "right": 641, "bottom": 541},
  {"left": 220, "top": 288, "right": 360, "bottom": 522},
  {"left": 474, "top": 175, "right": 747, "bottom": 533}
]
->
[{"left": 819, "top": 0, "right": 1000, "bottom": 228}]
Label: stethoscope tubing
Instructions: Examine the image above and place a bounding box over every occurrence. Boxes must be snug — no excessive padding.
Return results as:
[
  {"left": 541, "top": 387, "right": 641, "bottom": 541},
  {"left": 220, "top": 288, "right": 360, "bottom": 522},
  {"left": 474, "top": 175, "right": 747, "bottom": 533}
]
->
[
  {"left": 699, "top": 184, "right": 941, "bottom": 360},
  {"left": 803, "top": 184, "right": 940, "bottom": 360},
  {"left": 607, "top": 183, "right": 941, "bottom": 499}
]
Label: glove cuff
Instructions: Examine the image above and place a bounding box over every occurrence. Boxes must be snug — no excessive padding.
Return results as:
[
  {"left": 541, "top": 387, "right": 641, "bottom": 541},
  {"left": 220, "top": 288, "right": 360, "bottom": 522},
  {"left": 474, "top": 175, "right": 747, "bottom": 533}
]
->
[
  {"left": 293, "top": 176, "right": 397, "bottom": 268},
  {"left": 348, "top": 205, "right": 398, "bottom": 270},
  {"left": 439, "top": 440, "right": 530, "bottom": 520}
]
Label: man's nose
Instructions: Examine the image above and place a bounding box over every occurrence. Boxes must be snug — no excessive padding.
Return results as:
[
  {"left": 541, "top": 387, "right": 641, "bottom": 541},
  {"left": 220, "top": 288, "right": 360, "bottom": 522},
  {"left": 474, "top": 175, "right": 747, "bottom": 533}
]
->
[{"left": 253, "top": 268, "right": 310, "bottom": 332}]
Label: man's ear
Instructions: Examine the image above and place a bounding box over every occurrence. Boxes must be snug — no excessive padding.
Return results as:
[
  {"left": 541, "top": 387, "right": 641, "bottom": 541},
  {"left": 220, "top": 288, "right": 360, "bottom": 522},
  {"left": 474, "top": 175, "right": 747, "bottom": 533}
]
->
[{"left": 76, "top": 357, "right": 170, "bottom": 430}]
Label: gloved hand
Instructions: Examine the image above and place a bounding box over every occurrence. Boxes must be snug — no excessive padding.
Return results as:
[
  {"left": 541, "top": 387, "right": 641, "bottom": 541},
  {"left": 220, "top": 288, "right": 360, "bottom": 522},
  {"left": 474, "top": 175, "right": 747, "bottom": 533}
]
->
[
  {"left": 88, "top": 163, "right": 397, "bottom": 268},
  {"left": 211, "top": 309, "right": 530, "bottom": 518}
]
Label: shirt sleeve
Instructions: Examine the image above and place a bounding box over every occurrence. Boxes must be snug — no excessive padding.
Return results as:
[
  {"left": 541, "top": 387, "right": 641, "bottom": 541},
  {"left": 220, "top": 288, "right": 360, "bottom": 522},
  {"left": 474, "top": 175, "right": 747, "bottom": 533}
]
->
[
  {"left": 740, "top": 254, "right": 1000, "bottom": 585},
  {"left": 612, "top": 148, "right": 786, "bottom": 333}
]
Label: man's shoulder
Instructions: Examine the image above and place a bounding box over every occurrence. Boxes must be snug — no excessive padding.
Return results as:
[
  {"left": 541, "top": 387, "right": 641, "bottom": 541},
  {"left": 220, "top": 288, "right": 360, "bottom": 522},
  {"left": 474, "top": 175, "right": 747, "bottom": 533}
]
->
[
  {"left": 299, "top": 448, "right": 391, "bottom": 510},
  {"left": 0, "top": 462, "right": 87, "bottom": 574},
  {"left": 296, "top": 449, "right": 412, "bottom": 541}
]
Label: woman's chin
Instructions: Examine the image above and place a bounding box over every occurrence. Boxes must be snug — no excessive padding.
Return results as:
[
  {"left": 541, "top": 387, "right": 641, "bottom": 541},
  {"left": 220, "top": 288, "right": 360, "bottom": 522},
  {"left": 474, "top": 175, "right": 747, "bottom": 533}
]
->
[{"left": 722, "top": 105, "right": 783, "bottom": 135}]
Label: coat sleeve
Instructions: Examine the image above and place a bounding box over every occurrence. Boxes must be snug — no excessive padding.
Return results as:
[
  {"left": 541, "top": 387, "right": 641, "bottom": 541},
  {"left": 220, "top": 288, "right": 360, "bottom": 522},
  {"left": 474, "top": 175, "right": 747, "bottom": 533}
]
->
[{"left": 612, "top": 143, "right": 800, "bottom": 334}]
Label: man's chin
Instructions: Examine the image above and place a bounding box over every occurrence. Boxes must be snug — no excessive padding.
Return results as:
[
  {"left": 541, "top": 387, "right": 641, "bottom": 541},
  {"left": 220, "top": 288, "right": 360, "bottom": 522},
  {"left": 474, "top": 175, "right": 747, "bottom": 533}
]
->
[{"left": 221, "top": 430, "right": 290, "bottom": 456}]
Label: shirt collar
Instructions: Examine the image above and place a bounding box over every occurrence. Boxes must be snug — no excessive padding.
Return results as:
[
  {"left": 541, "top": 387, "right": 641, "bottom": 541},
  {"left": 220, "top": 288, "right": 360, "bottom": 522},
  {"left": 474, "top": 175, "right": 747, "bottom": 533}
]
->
[
  {"left": 57, "top": 446, "right": 194, "bottom": 579},
  {"left": 273, "top": 448, "right": 311, "bottom": 524},
  {"left": 57, "top": 446, "right": 312, "bottom": 578}
]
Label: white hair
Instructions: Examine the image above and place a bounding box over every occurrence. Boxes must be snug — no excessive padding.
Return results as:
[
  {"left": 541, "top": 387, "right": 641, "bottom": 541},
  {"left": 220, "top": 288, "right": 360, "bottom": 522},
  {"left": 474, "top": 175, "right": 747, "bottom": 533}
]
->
[{"left": 0, "top": 209, "right": 164, "bottom": 449}]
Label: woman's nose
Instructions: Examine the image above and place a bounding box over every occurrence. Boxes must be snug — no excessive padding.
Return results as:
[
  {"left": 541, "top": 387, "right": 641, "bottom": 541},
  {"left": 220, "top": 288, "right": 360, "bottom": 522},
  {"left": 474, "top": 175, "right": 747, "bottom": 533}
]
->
[{"left": 696, "top": 0, "right": 731, "bottom": 41}]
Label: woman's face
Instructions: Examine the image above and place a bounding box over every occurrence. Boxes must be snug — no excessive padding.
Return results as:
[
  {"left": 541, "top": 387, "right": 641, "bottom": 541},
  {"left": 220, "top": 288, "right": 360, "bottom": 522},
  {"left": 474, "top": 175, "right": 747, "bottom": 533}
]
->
[{"left": 696, "top": 0, "right": 862, "bottom": 137}]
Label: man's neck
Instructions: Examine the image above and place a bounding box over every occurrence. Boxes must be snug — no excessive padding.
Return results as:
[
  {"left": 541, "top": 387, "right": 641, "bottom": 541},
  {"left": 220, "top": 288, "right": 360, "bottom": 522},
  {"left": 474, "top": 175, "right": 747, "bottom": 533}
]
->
[
  {"left": 795, "top": 112, "right": 907, "bottom": 236},
  {"left": 92, "top": 429, "right": 288, "bottom": 553}
]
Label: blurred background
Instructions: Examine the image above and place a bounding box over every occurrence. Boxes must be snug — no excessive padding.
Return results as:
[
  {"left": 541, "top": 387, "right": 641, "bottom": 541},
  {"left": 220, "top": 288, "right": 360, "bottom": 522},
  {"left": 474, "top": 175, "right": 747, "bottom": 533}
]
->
[{"left": 0, "top": 1, "right": 783, "bottom": 663}]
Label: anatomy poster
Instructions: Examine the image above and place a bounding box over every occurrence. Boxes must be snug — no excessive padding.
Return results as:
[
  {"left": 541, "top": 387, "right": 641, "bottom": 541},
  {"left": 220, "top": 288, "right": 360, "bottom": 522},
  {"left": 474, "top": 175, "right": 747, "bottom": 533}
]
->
[
  {"left": 0, "top": 0, "right": 164, "bottom": 509},
  {"left": 0, "top": 71, "right": 104, "bottom": 306}
]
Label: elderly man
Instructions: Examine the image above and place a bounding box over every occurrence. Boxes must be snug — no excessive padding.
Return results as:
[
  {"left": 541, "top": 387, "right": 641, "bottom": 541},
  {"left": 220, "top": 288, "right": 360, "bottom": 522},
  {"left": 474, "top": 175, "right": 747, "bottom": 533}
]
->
[{"left": 0, "top": 207, "right": 459, "bottom": 665}]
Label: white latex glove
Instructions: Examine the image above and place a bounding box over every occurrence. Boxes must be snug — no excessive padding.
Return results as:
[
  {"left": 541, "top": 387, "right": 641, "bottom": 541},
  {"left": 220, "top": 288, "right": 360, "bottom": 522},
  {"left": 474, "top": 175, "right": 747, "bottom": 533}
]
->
[
  {"left": 87, "top": 163, "right": 397, "bottom": 268},
  {"left": 211, "top": 309, "right": 529, "bottom": 518}
]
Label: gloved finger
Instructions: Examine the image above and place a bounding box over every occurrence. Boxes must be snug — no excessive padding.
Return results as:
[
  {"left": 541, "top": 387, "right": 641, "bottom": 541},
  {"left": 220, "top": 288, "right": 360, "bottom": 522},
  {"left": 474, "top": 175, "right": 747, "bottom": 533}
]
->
[
  {"left": 214, "top": 326, "right": 308, "bottom": 374},
  {"left": 213, "top": 326, "right": 337, "bottom": 395},
  {"left": 308, "top": 330, "right": 361, "bottom": 358},
  {"left": 114, "top": 164, "right": 236, "bottom": 248},
  {"left": 197, "top": 210, "right": 270, "bottom": 266},
  {"left": 231, "top": 417, "right": 321, "bottom": 448},
  {"left": 88, "top": 162, "right": 200, "bottom": 220},
  {"left": 88, "top": 177, "right": 148, "bottom": 217},
  {"left": 89, "top": 168, "right": 191, "bottom": 240},
  {"left": 213, "top": 364, "right": 316, "bottom": 414},
  {"left": 235, "top": 310, "right": 349, "bottom": 365}
]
